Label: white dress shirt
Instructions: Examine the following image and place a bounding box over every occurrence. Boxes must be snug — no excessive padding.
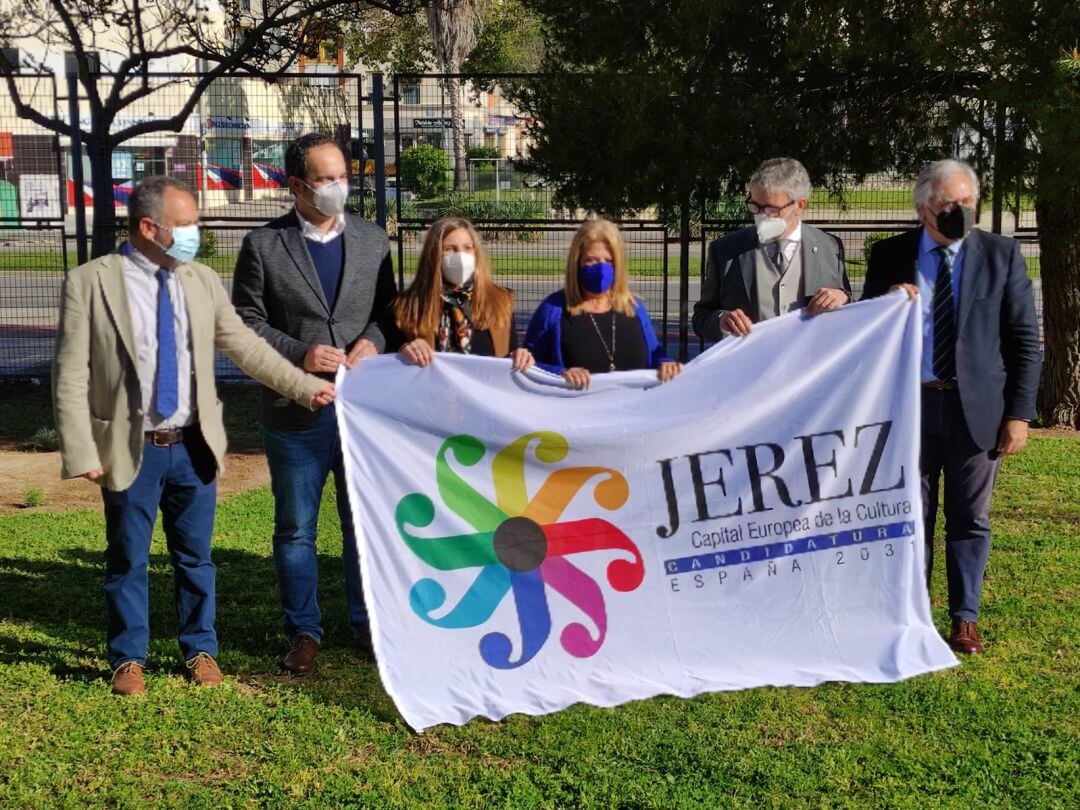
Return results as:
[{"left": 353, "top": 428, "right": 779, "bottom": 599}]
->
[
  {"left": 120, "top": 242, "right": 195, "bottom": 430},
  {"left": 294, "top": 205, "right": 346, "bottom": 244},
  {"left": 771, "top": 221, "right": 803, "bottom": 266}
]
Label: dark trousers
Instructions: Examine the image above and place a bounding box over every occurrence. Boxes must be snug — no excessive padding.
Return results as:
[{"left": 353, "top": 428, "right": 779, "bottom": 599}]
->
[
  {"left": 262, "top": 404, "right": 367, "bottom": 643},
  {"left": 920, "top": 388, "right": 1000, "bottom": 621},
  {"left": 101, "top": 430, "right": 218, "bottom": 668}
]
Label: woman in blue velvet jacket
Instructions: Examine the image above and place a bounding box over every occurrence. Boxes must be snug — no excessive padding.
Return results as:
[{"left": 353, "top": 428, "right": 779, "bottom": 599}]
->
[{"left": 525, "top": 218, "right": 683, "bottom": 389}]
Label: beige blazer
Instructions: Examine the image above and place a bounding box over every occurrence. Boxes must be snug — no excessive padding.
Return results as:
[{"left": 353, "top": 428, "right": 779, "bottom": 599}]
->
[{"left": 53, "top": 252, "right": 324, "bottom": 492}]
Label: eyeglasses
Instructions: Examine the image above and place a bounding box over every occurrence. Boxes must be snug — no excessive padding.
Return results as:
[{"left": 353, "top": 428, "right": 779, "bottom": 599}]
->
[
  {"left": 745, "top": 197, "right": 796, "bottom": 217},
  {"left": 934, "top": 197, "right": 977, "bottom": 212}
]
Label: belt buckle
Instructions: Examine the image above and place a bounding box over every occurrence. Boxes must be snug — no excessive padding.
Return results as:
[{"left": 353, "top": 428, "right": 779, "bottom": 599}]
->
[{"left": 152, "top": 429, "right": 174, "bottom": 447}]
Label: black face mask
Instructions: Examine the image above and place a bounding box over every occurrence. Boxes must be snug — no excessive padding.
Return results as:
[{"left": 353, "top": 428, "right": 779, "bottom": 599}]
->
[{"left": 935, "top": 205, "right": 975, "bottom": 241}]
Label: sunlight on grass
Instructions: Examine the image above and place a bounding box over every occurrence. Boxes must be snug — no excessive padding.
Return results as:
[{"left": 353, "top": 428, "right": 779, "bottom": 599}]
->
[{"left": 0, "top": 437, "right": 1076, "bottom": 804}]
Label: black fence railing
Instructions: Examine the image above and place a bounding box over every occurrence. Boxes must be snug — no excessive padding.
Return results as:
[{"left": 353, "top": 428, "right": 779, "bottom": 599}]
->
[{"left": 0, "top": 70, "right": 1043, "bottom": 377}]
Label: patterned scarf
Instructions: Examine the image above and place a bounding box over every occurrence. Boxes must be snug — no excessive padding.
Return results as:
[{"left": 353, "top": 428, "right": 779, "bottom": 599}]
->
[{"left": 437, "top": 280, "right": 475, "bottom": 354}]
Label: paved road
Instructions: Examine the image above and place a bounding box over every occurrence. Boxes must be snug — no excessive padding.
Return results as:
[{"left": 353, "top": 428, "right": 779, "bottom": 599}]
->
[{"left": 0, "top": 268, "right": 1044, "bottom": 377}]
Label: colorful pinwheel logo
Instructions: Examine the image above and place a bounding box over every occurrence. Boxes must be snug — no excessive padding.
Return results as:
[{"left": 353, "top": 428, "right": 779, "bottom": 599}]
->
[{"left": 395, "top": 431, "right": 645, "bottom": 669}]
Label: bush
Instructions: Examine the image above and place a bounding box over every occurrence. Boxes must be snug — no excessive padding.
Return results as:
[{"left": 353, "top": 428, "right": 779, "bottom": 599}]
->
[
  {"left": 23, "top": 487, "right": 44, "bottom": 508},
  {"left": 196, "top": 229, "right": 218, "bottom": 259},
  {"left": 467, "top": 146, "right": 501, "bottom": 181},
  {"left": 466, "top": 146, "right": 500, "bottom": 161},
  {"left": 29, "top": 426, "right": 59, "bottom": 452},
  {"left": 862, "top": 231, "right": 894, "bottom": 260},
  {"left": 360, "top": 197, "right": 419, "bottom": 238},
  {"left": 398, "top": 145, "right": 451, "bottom": 200},
  {"left": 436, "top": 191, "right": 545, "bottom": 242},
  {"left": 663, "top": 194, "right": 745, "bottom": 238}
]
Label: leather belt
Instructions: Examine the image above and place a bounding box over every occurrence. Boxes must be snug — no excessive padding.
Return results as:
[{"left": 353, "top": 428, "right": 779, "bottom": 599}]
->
[
  {"left": 922, "top": 380, "right": 958, "bottom": 391},
  {"left": 145, "top": 427, "right": 186, "bottom": 447}
]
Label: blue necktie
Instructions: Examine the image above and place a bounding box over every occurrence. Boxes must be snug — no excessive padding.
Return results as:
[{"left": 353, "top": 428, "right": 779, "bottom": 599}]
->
[
  {"left": 155, "top": 269, "right": 179, "bottom": 419},
  {"left": 931, "top": 247, "right": 957, "bottom": 382}
]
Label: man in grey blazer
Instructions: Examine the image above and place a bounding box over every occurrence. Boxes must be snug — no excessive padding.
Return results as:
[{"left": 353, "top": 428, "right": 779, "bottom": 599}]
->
[
  {"left": 231, "top": 133, "right": 397, "bottom": 674},
  {"left": 693, "top": 157, "right": 850, "bottom": 340}
]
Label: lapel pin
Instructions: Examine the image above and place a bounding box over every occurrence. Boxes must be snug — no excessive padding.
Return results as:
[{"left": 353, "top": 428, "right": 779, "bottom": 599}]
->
[{"left": 811, "top": 246, "right": 818, "bottom": 253}]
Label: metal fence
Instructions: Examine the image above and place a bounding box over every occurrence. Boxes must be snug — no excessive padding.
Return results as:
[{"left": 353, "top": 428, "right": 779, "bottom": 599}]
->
[
  {"left": 0, "top": 71, "right": 368, "bottom": 377},
  {"left": 0, "top": 70, "right": 1043, "bottom": 378}
]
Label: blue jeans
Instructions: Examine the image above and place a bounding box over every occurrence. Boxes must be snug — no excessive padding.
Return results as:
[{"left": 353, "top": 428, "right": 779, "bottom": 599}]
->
[
  {"left": 101, "top": 431, "right": 218, "bottom": 668},
  {"left": 262, "top": 404, "right": 367, "bottom": 642}
]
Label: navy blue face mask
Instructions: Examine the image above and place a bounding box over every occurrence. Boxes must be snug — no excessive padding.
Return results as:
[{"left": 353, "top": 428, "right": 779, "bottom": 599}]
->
[{"left": 578, "top": 261, "right": 615, "bottom": 294}]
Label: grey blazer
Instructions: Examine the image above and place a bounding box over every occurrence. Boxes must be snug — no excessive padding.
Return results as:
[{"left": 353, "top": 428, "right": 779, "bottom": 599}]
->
[
  {"left": 692, "top": 224, "right": 850, "bottom": 342},
  {"left": 232, "top": 210, "right": 397, "bottom": 429}
]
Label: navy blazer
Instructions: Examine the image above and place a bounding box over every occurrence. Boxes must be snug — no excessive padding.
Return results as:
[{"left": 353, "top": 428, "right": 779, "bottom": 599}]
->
[
  {"left": 524, "top": 290, "right": 671, "bottom": 374},
  {"left": 862, "top": 227, "right": 1041, "bottom": 450},
  {"left": 692, "top": 224, "right": 850, "bottom": 341}
]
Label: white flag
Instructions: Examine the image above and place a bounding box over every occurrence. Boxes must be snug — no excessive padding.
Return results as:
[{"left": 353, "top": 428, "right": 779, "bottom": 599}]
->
[{"left": 337, "top": 293, "right": 957, "bottom": 731}]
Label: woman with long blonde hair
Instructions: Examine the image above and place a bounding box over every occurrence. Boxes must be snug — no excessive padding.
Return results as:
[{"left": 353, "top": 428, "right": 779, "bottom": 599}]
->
[
  {"left": 396, "top": 216, "right": 533, "bottom": 369},
  {"left": 524, "top": 218, "right": 682, "bottom": 388}
]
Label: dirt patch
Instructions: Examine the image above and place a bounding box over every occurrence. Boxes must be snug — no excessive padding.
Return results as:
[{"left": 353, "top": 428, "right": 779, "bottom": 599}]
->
[
  {"left": 0, "top": 450, "right": 270, "bottom": 515},
  {"left": 1030, "top": 426, "right": 1080, "bottom": 439},
  {"left": 1, "top": 427, "right": 1074, "bottom": 516}
]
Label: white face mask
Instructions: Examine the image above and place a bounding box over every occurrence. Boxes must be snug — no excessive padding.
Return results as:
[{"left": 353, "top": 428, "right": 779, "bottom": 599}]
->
[
  {"left": 754, "top": 213, "right": 789, "bottom": 244},
  {"left": 441, "top": 251, "right": 476, "bottom": 286},
  {"left": 303, "top": 179, "right": 348, "bottom": 217}
]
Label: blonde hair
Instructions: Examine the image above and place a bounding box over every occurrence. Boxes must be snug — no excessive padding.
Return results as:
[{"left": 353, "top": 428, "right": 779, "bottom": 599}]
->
[
  {"left": 395, "top": 217, "right": 513, "bottom": 339},
  {"left": 564, "top": 218, "right": 636, "bottom": 317}
]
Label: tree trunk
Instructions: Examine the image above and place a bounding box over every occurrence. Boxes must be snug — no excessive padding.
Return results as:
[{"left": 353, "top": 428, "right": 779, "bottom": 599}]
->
[
  {"left": 1035, "top": 175, "right": 1080, "bottom": 429},
  {"left": 446, "top": 72, "right": 467, "bottom": 189},
  {"left": 87, "top": 132, "right": 118, "bottom": 259}
]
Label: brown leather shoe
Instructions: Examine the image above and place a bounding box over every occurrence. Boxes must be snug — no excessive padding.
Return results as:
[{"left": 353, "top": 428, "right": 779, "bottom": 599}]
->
[
  {"left": 185, "top": 652, "right": 223, "bottom": 687},
  {"left": 111, "top": 661, "right": 146, "bottom": 696},
  {"left": 283, "top": 634, "right": 320, "bottom": 675},
  {"left": 950, "top": 619, "right": 985, "bottom": 654}
]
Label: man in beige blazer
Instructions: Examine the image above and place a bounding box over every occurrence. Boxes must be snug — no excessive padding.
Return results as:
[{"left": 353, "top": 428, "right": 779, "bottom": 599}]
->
[{"left": 53, "top": 176, "right": 334, "bottom": 696}]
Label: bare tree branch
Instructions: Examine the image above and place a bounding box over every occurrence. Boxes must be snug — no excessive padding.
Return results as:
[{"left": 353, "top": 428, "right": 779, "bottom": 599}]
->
[{"left": 48, "top": 0, "right": 103, "bottom": 109}]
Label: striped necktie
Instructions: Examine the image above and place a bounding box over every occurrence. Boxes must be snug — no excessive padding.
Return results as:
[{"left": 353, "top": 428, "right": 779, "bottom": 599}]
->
[
  {"left": 931, "top": 247, "right": 957, "bottom": 382},
  {"left": 155, "top": 269, "right": 179, "bottom": 419}
]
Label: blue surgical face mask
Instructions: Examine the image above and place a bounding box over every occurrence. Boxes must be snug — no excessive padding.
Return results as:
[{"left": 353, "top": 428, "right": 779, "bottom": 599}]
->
[
  {"left": 578, "top": 260, "right": 615, "bottom": 294},
  {"left": 154, "top": 222, "right": 200, "bottom": 264}
]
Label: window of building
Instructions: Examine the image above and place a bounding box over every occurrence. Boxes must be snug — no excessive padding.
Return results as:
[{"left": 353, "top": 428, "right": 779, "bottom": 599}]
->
[
  {"left": 206, "top": 139, "right": 243, "bottom": 189},
  {"left": 302, "top": 21, "right": 340, "bottom": 63}
]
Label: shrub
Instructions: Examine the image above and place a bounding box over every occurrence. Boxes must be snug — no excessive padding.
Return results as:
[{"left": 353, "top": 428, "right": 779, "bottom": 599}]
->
[
  {"left": 196, "top": 229, "right": 218, "bottom": 259},
  {"left": 466, "top": 146, "right": 500, "bottom": 161},
  {"left": 24, "top": 487, "right": 44, "bottom": 508},
  {"left": 398, "top": 145, "right": 451, "bottom": 200},
  {"left": 29, "top": 426, "right": 59, "bottom": 452},
  {"left": 663, "top": 194, "right": 745, "bottom": 238},
  {"left": 435, "top": 192, "right": 545, "bottom": 242},
  {"left": 360, "top": 197, "right": 418, "bottom": 238},
  {"left": 862, "top": 231, "right": 894, "bottom": 260}
]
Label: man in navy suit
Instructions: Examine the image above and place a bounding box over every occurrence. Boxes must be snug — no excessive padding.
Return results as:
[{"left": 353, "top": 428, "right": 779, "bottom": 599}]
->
[{"left": 862, "top": 159, "right": 1041, "bottom": 655}]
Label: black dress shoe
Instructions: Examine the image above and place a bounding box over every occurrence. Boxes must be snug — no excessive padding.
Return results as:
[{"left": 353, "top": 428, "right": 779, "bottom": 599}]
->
[
  {"left": 352, "top": 631, "right": 376, "bottom": 662},
  {"left": 283, "top": 634, "right": 320, "bottom": 675}
]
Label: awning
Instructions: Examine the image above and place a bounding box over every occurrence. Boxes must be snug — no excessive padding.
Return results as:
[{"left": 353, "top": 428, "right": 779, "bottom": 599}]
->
[{"left": 114, "top": 134, "right": 179, "bottom": 149}]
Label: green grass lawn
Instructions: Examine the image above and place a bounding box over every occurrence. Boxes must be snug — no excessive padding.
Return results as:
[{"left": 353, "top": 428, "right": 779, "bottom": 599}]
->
[
  {"left": 0, "top": 421, "right": 1076, "bottom": 805},
  {"left": 810, "top": 188, "right": 914, "bottom": 211}
]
